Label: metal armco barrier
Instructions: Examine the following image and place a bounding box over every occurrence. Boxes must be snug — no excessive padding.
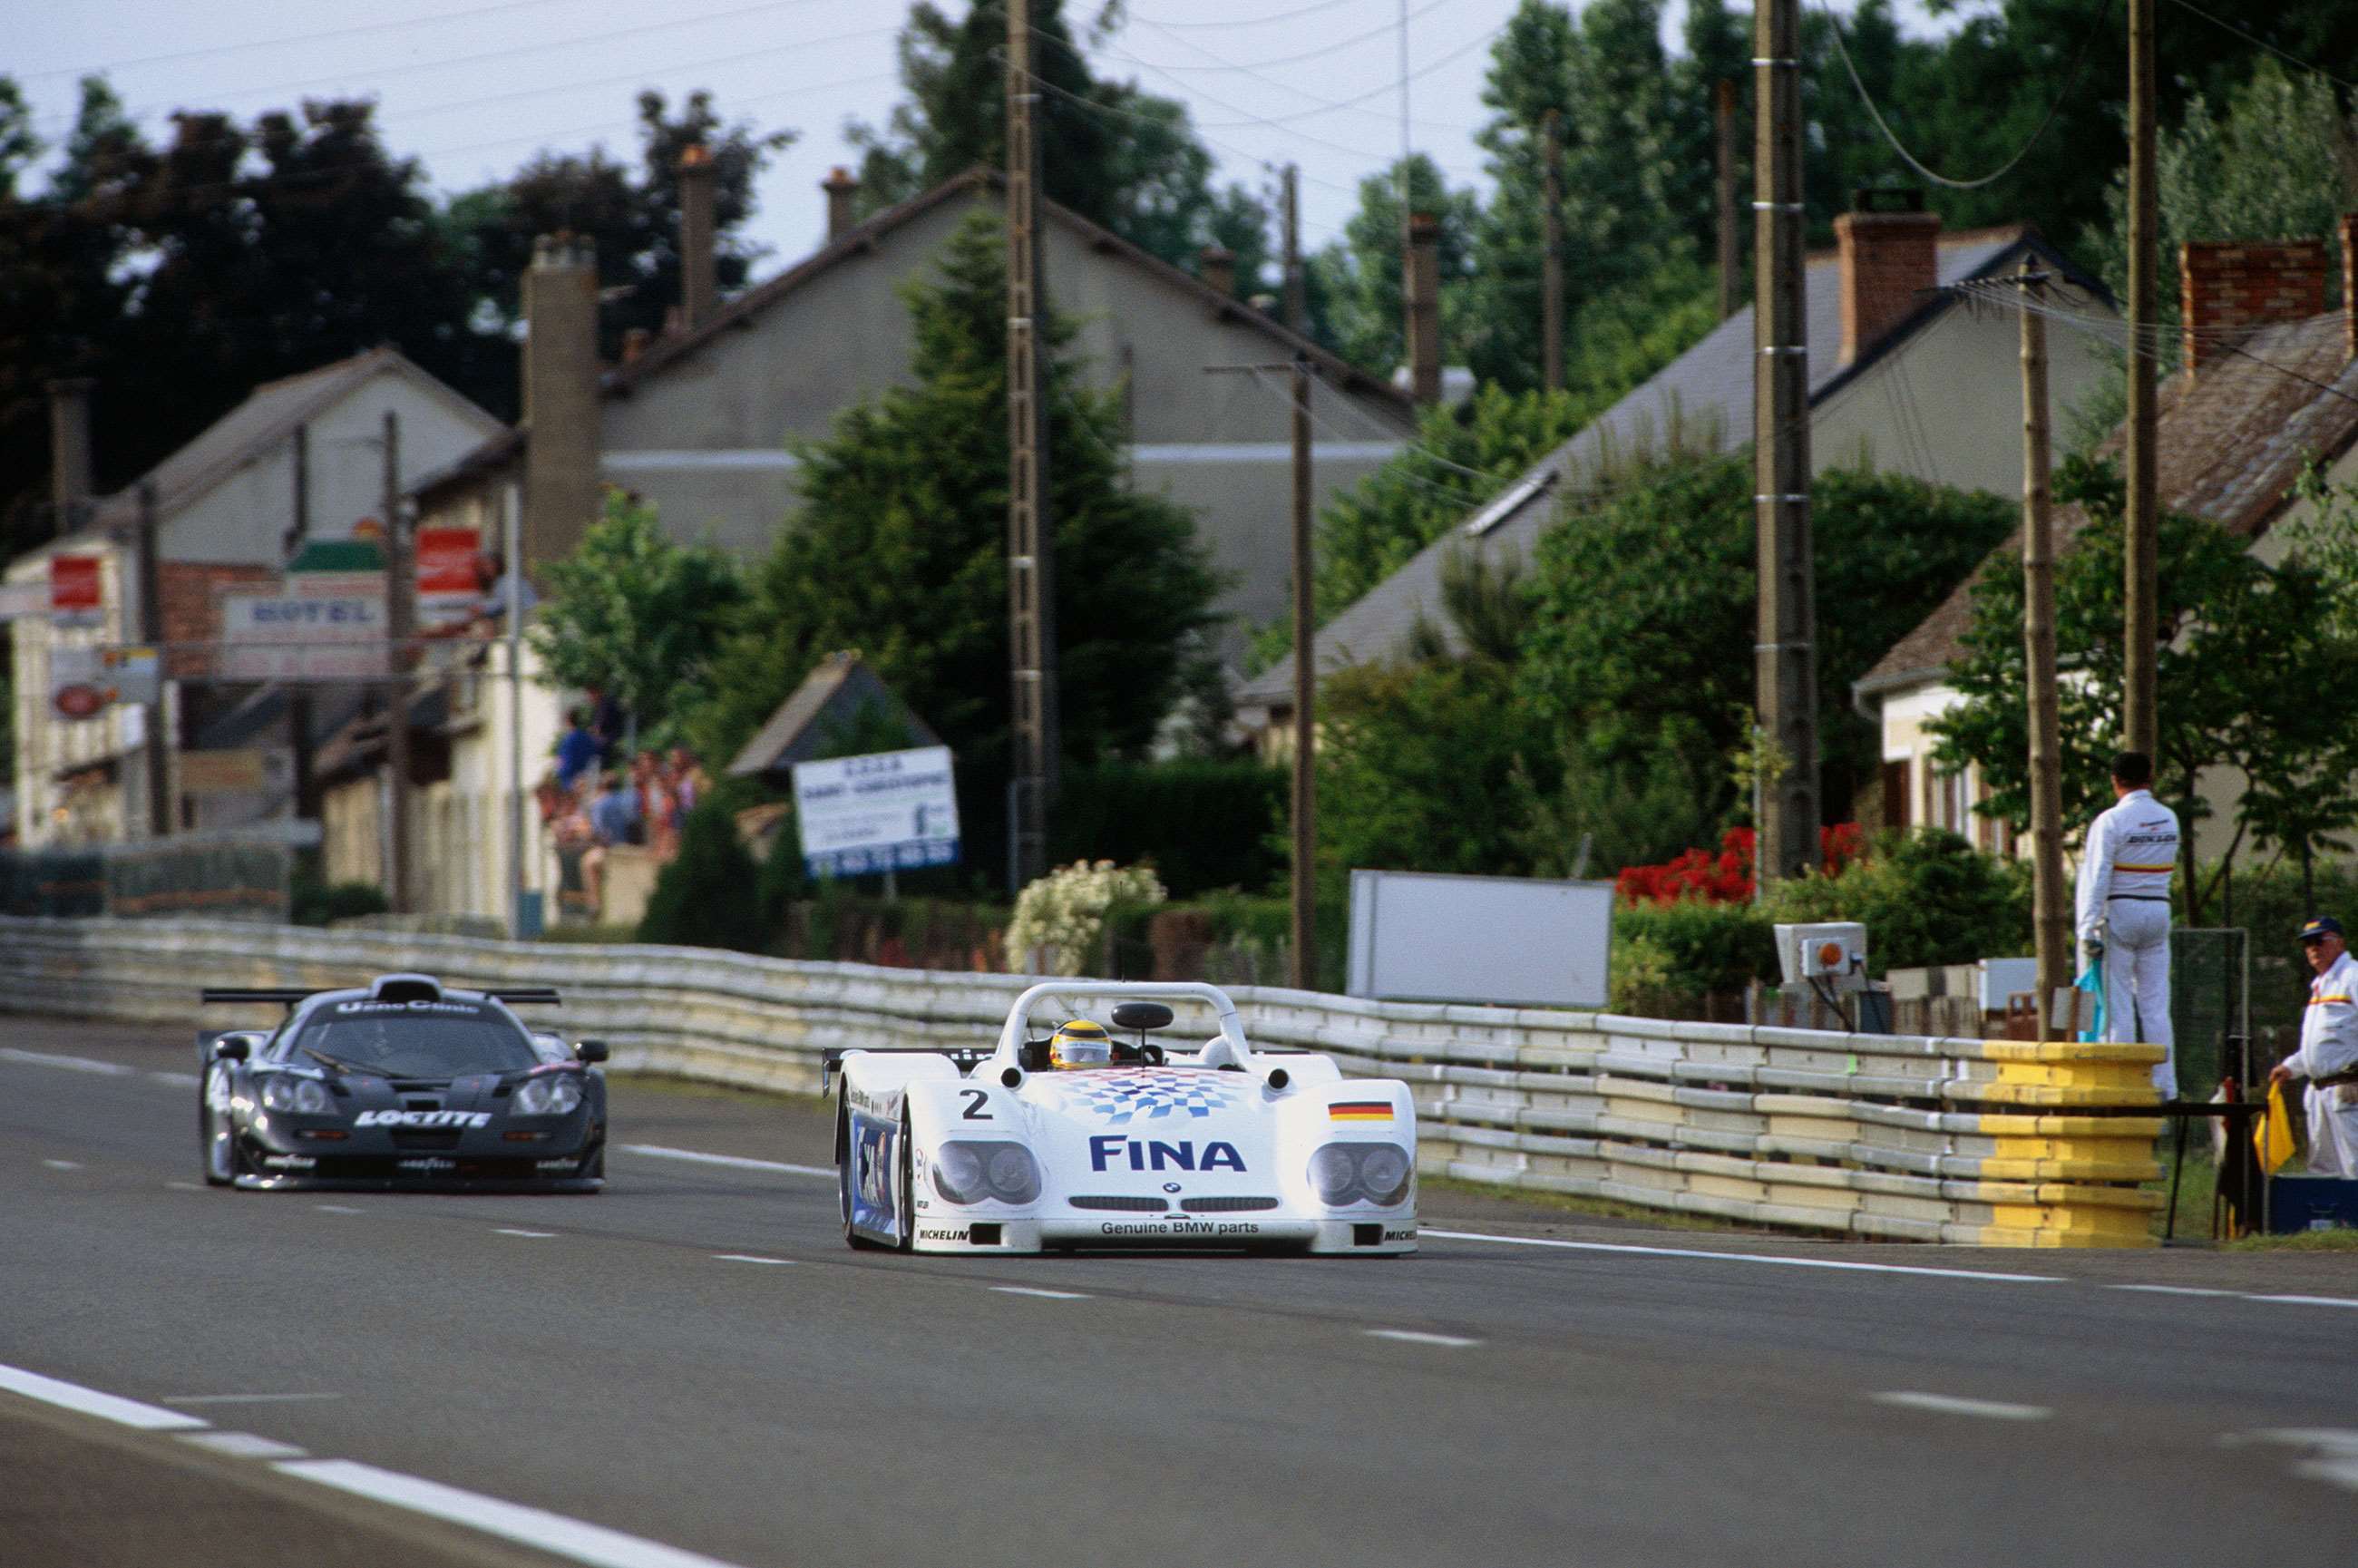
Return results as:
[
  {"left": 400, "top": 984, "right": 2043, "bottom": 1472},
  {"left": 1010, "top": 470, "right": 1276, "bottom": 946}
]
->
[{"left": 0, "top": 918, "right": 2168, "bottom": 1247}]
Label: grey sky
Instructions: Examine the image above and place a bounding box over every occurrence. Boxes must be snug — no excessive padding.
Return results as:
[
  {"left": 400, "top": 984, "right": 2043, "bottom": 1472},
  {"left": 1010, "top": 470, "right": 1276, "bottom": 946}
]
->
[{"left": 13, "top": 1, "right": 1971, "bottom": 276}]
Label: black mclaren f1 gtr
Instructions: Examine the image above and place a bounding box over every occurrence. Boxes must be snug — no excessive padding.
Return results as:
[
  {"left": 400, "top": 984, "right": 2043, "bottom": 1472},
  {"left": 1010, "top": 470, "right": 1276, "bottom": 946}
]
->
[{"left": 198, "top": 973, "right": 609, "bottom": 1192}]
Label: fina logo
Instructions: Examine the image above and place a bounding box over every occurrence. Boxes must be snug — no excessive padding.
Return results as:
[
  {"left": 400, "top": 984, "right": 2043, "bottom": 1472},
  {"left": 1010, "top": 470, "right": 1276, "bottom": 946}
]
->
[{"left": 1087, "top": 1135, "right": 1245, "bottom": 1174}]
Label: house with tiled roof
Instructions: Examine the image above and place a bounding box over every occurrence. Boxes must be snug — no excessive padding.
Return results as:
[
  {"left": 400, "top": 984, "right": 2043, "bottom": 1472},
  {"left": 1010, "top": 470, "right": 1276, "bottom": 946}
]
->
[
  {"left": 7, "top": 349, "right": 502, "bottom": 844},
  {"left": 1856, "top": 226, "right": 2358, "bottom": 859},
  {"left": 1235, "top": 198, "right": 2116, "bottom": 738},
  {"left": 414, "top": 164, "right": 1420, "bottom": 672}
]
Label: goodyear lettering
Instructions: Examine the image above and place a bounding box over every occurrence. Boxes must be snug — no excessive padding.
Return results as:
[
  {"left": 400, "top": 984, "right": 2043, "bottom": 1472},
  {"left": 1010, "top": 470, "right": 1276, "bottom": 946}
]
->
[
  {"left": 260, "top": 1154, "right": 317, "bottom": 1170},
  {"left": 1086, "top": 1135, "right": 1246, "bottom": 1174},
  {"left": 355, "top": 1109, "right": 492, "bottom": 1129},
  {"left": 333, "top": 1000, "right": 480, "bottom": 1016},
  {"left": 397, "top": 1157, "right": 456, "bottom": 1171}
]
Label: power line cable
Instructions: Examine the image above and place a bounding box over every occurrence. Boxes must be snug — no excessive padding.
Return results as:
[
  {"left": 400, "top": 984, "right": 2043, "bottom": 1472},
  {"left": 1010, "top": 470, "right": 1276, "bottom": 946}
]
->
[
  {"left": 18, "top": 0, "right": 591, "bottom": 81},
  {"left": 1816, "top": 0, "right": 2115, "bottom": 191},
  {"left": 1122, "top": 0, "right": 1455, "bottom": 73},
  {"left": 1134, "top": 0, "right": 1382, "bottom": 30},
  {"left": 2159, "top": 0, "right": 2358, "bottom": 93},
  {"left": 1115, "top": 10, "right": 1480, "bottom": 134}
]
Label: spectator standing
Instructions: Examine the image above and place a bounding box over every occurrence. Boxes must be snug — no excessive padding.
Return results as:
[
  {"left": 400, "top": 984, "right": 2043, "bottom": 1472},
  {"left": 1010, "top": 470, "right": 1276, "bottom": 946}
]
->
[
  {"left": 2271, "top": 917, "right": 2358, "bottom": 1177},
  {"left": 590, "top": 769, "right": 641, "bottom": 848},
  {"left": 2074, "top": 751, "right": 2182, "bottom": 1096},
  {"left": 555, "top": 708, "right": 599, "bottom": 790},
  {"left": 667, "top": 746, "right": 705, "bottom": 816}
]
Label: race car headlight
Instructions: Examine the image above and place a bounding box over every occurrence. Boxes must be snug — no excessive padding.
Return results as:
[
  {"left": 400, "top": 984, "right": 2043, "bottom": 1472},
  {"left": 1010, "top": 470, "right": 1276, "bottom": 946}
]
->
[
  {"left": 260, "top": 1075, "right": 334, "bottom": 1115},
  {"left": 1308, "top": 1144, "right": 1361, "bottom": 1204},
  {"left": 932, "top": 1141, "right": 1038, "bottom": 1205},
  {"left": 514, "top": 1074, "right": 584, "bottom": 1115},
  {"left": 1308, "top": 1143, "right": 1413, "bottom": 1207}
]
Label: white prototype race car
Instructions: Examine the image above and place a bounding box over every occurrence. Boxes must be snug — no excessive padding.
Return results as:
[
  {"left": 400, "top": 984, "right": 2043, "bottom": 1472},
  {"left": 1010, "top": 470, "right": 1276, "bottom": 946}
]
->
[{"left": 830, "top": 981, "right": 1417, "bottom": 1255}]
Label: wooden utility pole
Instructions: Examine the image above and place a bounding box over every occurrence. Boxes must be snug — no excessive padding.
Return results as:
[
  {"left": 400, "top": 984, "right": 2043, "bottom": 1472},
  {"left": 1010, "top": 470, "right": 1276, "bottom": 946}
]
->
[
  {"left": 1541, "top": 109, "right": 1564, "bottom": 393},
  {"left": 2123, "top": 0, "right": 2158, "bottom": 755},
  {"left": 2018, "top": 261, "right": 2070, "bottom": 1027},
  {"left": 1753, "top": 0, "right": 1817, "bottom": 884},
  {"left": 1715, "top": 79, "right": 1740, "bottom": 321},
  {"left": 1004, "top": 0, "right": 1058, "bottom": 893},
  {"left": 287, "top": 424, "right": 317, "bottom": 823},
  {"left": 1281, "top": 164, "right": 1305, "bottom": 334},
  {"left": 135, "top": 480, "right": 170, "bottom": 839},
  {"left": 382, "top": 410, "right": 413, "bottom": 912},
  {"left": 1289, "top": 356, "right": 1316, "bottom": 991}
]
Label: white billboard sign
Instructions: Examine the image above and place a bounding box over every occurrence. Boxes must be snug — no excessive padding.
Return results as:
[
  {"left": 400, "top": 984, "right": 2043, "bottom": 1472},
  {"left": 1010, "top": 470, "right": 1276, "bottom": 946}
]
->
[
  {"left": 218, "top": 571, "right": 387, "bottom": 681},
  {"left": 1347, "top": 868, "right": 1615, "bottom": 1009},
  {"left": 792, "top": 746, "right": 960, "bottom": 879}
]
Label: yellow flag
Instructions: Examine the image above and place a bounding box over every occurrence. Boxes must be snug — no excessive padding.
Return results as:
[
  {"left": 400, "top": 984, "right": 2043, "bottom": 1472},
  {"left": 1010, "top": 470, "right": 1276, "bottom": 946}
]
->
[{"left": 2255, "top": 1080, "right": 2298, "bottom": 1175}]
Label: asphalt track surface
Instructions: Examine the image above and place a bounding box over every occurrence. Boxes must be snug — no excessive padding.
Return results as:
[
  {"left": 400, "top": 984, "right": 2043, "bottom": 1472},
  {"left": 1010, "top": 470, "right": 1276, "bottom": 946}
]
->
[{"left": 5, "top": 1018, "right": 2357, "bottom": 1568}]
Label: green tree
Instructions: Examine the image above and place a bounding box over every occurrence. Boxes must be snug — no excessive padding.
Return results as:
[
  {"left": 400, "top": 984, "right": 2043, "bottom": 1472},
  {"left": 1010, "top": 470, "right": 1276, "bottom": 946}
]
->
[
  {"left": 846, "top": 0, "right": 1266, "bottom": 279},
  {"left": 1522, "top": 450, "right": 2016, "bottom": 832},
  {"left": 531, "top": 491, "right": 746, "bottom": 747},
  {"left": 1303, "top": 155, "right": 1481, "bottom": 377},
  {"left": 1928, "top": 456, "right": 2358, "bottom": 921},
  {"left": 688, "top": 212, "right": 1221, "bottom": 877},
  {"left": 638, "top": 799, "right": 765, "bottom": 951}
]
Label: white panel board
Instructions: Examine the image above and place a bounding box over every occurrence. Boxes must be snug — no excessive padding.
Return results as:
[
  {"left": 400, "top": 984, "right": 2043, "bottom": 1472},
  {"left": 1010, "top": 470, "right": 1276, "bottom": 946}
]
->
[{"left": 1347, "top": 869, "right": 1614, "bottom": 1008}]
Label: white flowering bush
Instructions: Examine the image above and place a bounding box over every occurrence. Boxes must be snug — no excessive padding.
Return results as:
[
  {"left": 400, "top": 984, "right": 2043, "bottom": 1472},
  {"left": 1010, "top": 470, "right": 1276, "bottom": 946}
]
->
[{"left": 1004, "top": 860, "right": 1167, "bottom": 976}]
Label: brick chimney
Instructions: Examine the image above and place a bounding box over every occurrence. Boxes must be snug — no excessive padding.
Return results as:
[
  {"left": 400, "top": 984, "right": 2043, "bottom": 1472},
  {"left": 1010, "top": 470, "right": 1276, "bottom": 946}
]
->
[
  {"left": 2179, "top": 239, "right": 2328, "bottom": 378},
  {"left": 823, "top": 167, "right": 859, "bottom": 242},
  {"left": 1405, "top": 212, "right": 1441, "bottom": 404},
  {"left": 1834, "top": 189, "right": 1940, "bottom": 366},
  {"left": 46, "top": 378, "right": 95, "bottom": 536},
  {"left": 1198, "top": 244, "right": 1235, "bottom": 298},
  {"left": 2340, "top": 215, "right": 2357, "bottom": 363},
  {"left": 522, "top": 235, "right": 600, "bottom": 576},
  {"left": 677, "top": 143, "right": 716, "bottom": 333}
]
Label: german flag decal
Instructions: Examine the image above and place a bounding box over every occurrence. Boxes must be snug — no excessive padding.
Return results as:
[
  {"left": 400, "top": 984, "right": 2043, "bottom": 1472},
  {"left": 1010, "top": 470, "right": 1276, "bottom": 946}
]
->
[{"left": 1329, "top": 1100, "right": 1394, "bottom": 1122}]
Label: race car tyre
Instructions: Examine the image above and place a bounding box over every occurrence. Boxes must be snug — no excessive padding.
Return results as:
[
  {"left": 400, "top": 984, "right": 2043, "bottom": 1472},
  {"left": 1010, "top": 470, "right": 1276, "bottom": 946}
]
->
[
  {"left": 580, "top": 1144, "right": 605, "bottom": 1183},
  {"left": 894, "top": 1110, "right": 915, "bottom": 1254},
  {"left": 840, "top": 1102, "right": 883, "bottom": 1250}
]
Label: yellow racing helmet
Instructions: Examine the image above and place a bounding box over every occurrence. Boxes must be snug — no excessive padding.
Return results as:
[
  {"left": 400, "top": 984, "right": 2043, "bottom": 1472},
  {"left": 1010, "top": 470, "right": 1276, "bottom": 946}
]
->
[{"left": 1047, "top": 1018, "right": 1113, "bottom": 1070}]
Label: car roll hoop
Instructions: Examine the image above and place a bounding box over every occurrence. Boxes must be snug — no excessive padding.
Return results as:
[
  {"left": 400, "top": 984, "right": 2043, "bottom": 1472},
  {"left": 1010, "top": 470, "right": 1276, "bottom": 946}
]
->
[{"left": 992, "top": 980, "right": 1259, "bottom": 1073}]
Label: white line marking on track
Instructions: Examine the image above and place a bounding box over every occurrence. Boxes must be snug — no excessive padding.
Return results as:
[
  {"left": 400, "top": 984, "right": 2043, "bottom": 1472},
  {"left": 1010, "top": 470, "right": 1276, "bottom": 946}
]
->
[
  {"left": 712, "top": 1254, "right": 798, "bottom": 1266},
  {"left": 163, "top": 1393, "right": 341, "bottom": 1406},
  {"left": 165, "top": 1181, "right": 202, "bottom": 1192},
  {"left": 1421, "top": 1229, "right": 2066, "bottom": 1283},
  {"left": 0, "top": 1363, "right": 209, "bottom": 1431},
  {"left": 990, "top": 1286, "right": 1090, "bottom": 1300},
  {"left": 149, "top": 1070, "right": 201, "bottom": 1088},
  {"left": 1366, "top": 1329, "right": 1480, "bottom": 1348},
  {"left": 42, "top": 1159, "right": 82, "bottom": 1170},
  {"left": 2111, "top": 1284, "right": 2239, "bottom": 1298},
  {"left": 274, "top": 1458, "right": 750, "bottom": 1568},
  {"left": 315, "top": 1204, "right": 365, "bottom": 1214},
  {"left": 2242, "top": 1431, "right": 2358, "bottom": 1494},
  {"left": 619, "top": 1144, "right": 833, "bottom": 1179},
  {"left": 1872, "top": 1391, "right": 2051, "bottom": 1421},
  {"left": 494, "top": 1229, "right": 557, "bottom": 1239},
  {"left": 2248, "top": 1293, "right": 2358, "bottom": 1310},
  {"left": 0, "top": 1047, "right": 132, "bottom": 1076},
  {"left": 179, "top": 1431, "right": 309, "bottom": 1460}
]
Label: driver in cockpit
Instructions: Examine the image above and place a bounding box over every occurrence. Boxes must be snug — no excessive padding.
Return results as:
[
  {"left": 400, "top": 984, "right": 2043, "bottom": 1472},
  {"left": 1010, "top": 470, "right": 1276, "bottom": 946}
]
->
[{"left": 1047, "top": 1018, "right": 1113, "bottom": 1069}]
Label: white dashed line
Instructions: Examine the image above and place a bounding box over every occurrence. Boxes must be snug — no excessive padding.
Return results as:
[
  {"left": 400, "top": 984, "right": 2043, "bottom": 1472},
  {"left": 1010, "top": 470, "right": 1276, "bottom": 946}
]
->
[
  {"left": 164, "top": 1181, "right": 203, "bottom": 1192},
  {"left": 149, "top": 1070, "right": 201, "bottom": 1088},
  {"left": 1872, "top": 1391, "right": 2051, "bottom": 1421},
  {"left": 0, "top": 1047, "right": 132, "bottom": 1076},
  {"left": 179, "top": 1431, "right": 309, "bottom": 1460},
  {"left": 42, "top": 1159, "right": 83, "bottom": 1171},
  {"left": 1365, "top": 1329, "right": 1480, "bottom": 1348},
  {"left": 274, "top": 1458, "right": 748, "bottom": 1568},
  {"left": 494, "top": 1229, "right": 558, "bottom": 1239},
  {"left": 619, "top": 1144, "right": 833, "bottom": 1179},
  {"left": 713, "top": 1254, "right": 798, "bottom": 1266},
  {"left": 0, "top": 1362, "right": 209, "bottom": 1431},
  {"left": 990, "top": 1286, "right": 1091, "bottom": 1300},
  {"left": 2111, "top": 1284, "right": 2239, "bottom": 1298},
  {"left": 163, "top": 1393, "right": 341, "bottom": 1406},
  {"left": 315, "top": 1204, "right": 365, "bottom": 1214},
  {"left": 2248, "top": 1294, "right": 2358, "bottom": 1310},
  {"left": 1421, "top": 1229, "right": 2067, "bottom": 1284}
]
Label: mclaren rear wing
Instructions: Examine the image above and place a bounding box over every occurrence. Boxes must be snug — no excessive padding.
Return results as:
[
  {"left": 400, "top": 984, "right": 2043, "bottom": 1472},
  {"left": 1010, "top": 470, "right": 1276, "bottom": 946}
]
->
[{"left": 200, "top": 987, "right": 562, "bottom": 1007}]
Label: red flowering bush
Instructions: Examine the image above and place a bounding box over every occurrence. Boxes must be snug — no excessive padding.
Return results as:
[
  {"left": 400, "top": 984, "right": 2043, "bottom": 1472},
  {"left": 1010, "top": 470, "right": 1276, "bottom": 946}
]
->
[{"left": 1616, "top": 823, "right": 1864, "bottom": 906}]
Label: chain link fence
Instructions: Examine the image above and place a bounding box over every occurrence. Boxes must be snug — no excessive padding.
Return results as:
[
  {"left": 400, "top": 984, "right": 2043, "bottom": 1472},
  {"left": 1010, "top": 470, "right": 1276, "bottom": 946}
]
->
[
  {"left": 0, "top": 839, "right": 290, "bottom": 921},
  {"left": 2170, "top": 927, "right": 2248, "bottom": 1094}
]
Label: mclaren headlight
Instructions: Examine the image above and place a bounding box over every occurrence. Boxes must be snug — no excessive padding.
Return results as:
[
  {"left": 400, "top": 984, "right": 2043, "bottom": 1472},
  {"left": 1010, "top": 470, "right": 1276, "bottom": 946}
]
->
[
  {"left": 260, "top": 1074, "right": 334, "bottom": 1115},
  {"left": 514, "top": 1074, "right": 585, "bottom": 1115},
  {"left": 1307, "top": 1142, "right": 1413, "bottom": 1207},
  {"left": 931, "top": 1141, "right": 1040, "bottom": 1205}
]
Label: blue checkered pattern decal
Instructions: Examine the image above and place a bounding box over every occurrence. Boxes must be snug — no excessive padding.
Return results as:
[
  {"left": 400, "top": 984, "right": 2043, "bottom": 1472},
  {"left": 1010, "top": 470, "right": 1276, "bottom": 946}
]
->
[{"left": 1072, "top": 1070, "right": 1241, "bottom": 1125}]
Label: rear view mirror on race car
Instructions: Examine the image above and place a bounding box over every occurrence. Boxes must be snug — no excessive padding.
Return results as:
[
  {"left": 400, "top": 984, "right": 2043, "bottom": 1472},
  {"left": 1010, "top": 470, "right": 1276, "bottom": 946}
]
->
[
  {"left": 575, "top": 1039, "right": 610, "bottom": 1063},
  {"left": 1110, "top": 1001, "right": 1174, "bottom": 1033},
  {"left": 212, "top": 1037, "right": 251, "bottom": 1062}
]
